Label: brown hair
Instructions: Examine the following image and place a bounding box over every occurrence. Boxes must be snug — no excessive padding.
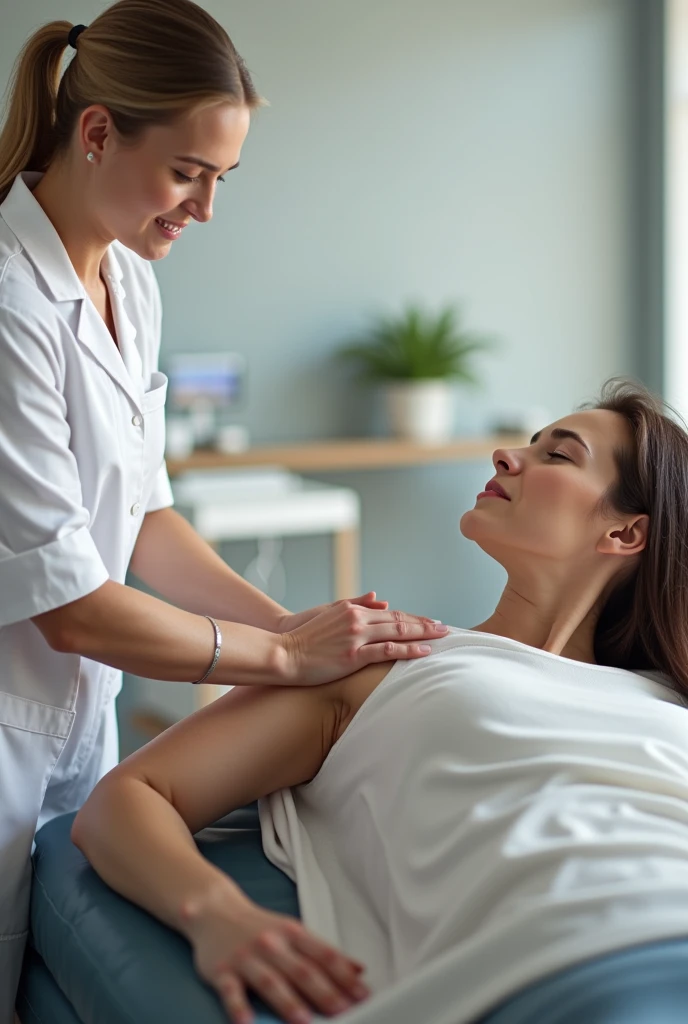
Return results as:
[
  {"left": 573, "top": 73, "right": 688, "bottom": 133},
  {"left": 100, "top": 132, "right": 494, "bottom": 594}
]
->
[
  {"left": 0, "top": 0, "right": 262, "bottom": 200},
  {"left": 590, "top": 379, "right": 688, "bottom": 696}
]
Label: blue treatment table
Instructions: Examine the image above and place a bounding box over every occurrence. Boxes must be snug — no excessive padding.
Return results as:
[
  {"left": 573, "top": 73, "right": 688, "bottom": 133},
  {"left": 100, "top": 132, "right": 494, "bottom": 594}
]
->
[
  {"left": 16, "top": 805, "right": 297, "bottom": 1024},
  {"left": 18, "top": 804, "right": 688, "bottom": 1024}
]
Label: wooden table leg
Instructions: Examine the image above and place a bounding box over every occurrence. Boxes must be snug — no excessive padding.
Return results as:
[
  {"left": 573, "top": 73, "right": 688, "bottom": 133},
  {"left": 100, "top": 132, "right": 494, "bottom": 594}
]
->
[{"left": 333, "top": 527, "right": 360, "bottom": 600}]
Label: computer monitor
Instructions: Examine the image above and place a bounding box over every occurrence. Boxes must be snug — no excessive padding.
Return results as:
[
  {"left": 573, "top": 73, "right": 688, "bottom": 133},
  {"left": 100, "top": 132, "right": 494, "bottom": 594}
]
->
[{"left": 166, "top": 352, "right": 246, "bottom": 412}]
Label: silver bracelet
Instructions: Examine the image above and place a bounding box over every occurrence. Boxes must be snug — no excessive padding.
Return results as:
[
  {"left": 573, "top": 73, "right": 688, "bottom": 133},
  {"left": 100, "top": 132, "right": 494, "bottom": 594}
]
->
[{"left": 191, "top": 615, "right": 223, "bottom": 684}]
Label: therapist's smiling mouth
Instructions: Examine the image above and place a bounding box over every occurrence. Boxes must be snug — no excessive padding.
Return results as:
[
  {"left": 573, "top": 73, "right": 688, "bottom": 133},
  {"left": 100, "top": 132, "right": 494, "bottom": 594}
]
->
[{"left": 154, "top": 217, "right": 187, "bottom": 240}]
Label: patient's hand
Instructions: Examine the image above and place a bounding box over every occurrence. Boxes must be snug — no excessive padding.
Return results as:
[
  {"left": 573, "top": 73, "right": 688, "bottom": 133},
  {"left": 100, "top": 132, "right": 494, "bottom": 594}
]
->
[{"left": 184, "top": 900, "right": 370, "bottom": 1024}]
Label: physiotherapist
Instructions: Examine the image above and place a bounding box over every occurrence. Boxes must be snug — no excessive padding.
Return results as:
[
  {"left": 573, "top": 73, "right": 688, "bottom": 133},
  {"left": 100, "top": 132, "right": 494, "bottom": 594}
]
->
[{"left": 0, "top": 0, "right": 447, "bottom": 1015}]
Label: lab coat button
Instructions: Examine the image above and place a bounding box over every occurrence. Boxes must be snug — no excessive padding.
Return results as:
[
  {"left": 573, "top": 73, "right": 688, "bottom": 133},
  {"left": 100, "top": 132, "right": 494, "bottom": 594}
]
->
[
  {"left": 130, "top": 502, "right": 141, "bottom": 517},
  {"left": 132, "top": 414, "right": 142, "bottom": 427}
]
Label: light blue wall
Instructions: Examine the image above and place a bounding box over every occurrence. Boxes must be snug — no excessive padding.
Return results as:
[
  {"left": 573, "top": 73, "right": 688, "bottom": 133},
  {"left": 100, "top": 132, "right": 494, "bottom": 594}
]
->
[
  {"left": 1, "top": 1, "right": 647, "bottom": 740},
  {"left": 160, "top": 0, "right": 638, "bottom": 437},
  {"left": 159, "top": 0, "right": 641, "bottom": 612}
]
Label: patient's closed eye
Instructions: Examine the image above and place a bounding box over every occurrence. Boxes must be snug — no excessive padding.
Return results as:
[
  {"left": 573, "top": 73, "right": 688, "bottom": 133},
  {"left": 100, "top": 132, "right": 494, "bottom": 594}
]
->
[{"left": 547, "top": 451, "right": 572, "bottom": 462}]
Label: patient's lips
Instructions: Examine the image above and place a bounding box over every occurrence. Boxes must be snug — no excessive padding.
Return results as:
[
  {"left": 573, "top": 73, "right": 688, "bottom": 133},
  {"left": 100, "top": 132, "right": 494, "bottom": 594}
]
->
[{"left": 475, "top": 479, "right": 511, "bottom": 502}]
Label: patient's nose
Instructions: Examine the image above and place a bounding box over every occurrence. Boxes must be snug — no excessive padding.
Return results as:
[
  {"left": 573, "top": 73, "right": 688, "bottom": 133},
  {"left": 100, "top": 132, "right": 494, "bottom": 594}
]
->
[{"left": 492, "top": 447, "right": 522, "bottom": 474}]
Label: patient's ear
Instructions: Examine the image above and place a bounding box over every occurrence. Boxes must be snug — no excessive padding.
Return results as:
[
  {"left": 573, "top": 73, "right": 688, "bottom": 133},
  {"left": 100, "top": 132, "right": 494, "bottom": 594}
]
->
[{"left": 597, "top": 514, "right": 649, "bottom": 558}]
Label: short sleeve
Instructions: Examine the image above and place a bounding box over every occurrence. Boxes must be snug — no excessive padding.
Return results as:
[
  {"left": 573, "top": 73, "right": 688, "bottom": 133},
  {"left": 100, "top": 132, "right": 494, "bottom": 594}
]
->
[
  {"left": 145, "top": 263, "right": 174, "bottom": 515},
  {"left": 146, "top": 463, "right": 174, "bottom": 513},
  {"left": 0, "top": 305, "right": 109, "bottom": 627}
]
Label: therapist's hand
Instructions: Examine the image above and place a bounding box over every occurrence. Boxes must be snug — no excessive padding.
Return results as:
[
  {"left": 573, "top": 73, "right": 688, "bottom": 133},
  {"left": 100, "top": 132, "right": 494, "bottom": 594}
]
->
[
  {"left": 188, "top": 902, "right": 369, "bottom": 1024},
  {"left": 275, "top": 591, "right": 390, "bottom": 633},
  {"left": 280, "top": 597, "right": 448, "bottom": 686}
]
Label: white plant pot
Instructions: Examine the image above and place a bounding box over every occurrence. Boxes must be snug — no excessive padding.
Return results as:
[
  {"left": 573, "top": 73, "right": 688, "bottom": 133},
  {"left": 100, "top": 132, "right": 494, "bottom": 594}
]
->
[{"left": 383, "top": 380, "right": 455, "bottom": 442}]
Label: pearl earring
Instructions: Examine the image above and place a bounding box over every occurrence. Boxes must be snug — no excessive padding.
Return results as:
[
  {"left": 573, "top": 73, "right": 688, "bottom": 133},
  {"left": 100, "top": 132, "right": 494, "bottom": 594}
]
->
[{"left": 86, "top": 152, "right": 95, "bottom": 163}]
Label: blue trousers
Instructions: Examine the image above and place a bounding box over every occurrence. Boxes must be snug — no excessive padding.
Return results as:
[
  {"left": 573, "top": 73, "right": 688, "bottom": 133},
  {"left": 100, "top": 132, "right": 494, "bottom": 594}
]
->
[{"left": 479, "top": 937, "right": 688, "bottom": 1024}]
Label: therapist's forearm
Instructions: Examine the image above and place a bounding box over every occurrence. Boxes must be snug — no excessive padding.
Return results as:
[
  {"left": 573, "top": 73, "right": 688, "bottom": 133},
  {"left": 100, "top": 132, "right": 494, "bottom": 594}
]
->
[
  {"left": 71, "top": 775, "right": 252, "bottom": 936},
  {"left": 129, "top": 507, "right": 289, "bottom": 630},
  {"left": 34, "top": 579, "right": 290, "bottom": 685}
]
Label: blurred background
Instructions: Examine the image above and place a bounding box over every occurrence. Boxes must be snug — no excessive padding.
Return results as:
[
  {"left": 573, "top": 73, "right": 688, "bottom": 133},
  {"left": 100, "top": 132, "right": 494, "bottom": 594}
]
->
[{"left": 3, "top": 0, "right": 681, "bottom": 751}]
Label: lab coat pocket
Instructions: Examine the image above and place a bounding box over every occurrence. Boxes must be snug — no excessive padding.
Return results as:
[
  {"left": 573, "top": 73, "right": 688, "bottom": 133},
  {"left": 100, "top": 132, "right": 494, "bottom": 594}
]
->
[
  {"left": 0, "top": 691, "right": 73, "bottom": 1020},
  {"left": 142, "top": 371, "right": 168, "bottom": 482}
]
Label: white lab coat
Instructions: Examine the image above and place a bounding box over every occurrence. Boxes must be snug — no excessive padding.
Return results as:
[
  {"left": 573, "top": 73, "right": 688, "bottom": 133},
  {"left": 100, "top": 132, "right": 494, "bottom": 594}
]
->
[{"left": 0, "top": 172, "right": 174, "bottom": 1021}]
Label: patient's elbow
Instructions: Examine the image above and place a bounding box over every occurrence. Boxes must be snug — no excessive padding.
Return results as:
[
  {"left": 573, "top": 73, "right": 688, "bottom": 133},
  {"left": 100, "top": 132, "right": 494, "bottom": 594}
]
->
[
  {"left": 70, "top": 810, "right": 86, "bottom": 852},
  {"left": 71, "top": 778, "right": 110, "bottom": 853},
  {"left": 71, "top": 796, "right": 94, "bottom": 853},
  {"left": 71, "top": 772, "right": 153, "bottom": 859}
]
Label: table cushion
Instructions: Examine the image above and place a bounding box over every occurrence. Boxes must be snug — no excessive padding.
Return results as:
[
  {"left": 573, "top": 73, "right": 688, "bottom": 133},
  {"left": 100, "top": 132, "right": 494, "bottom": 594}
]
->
[
  {"left": 17, "top": 947, "right": 82, "bottom": 1024},
  {"left": 25, "top": 805, "right": 298, "bottom": 1024}
]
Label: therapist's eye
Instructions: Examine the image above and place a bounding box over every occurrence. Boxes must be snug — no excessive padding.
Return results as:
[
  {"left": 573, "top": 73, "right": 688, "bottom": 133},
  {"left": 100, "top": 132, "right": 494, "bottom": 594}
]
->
[
  {"left": 174, "top": 170, "right": 200, "bottom": 184},
  {"left": 173, "top": 170, "right": 226, "bottom": 184}
]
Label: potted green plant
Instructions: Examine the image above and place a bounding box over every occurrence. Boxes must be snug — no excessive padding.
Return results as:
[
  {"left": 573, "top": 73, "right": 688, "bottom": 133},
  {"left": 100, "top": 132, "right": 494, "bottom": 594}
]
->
[{"left": 339, "top": 304, "right": 493, "bottom": 442}]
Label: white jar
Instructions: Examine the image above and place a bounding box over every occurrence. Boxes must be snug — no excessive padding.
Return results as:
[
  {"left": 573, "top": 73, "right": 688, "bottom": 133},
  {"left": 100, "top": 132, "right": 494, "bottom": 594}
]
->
[
  {"left": 214, "top": 424, "right": 250, "bottom": 454},
  {"left": 383, "top": 380, "right": 455, "bottom": 442}
]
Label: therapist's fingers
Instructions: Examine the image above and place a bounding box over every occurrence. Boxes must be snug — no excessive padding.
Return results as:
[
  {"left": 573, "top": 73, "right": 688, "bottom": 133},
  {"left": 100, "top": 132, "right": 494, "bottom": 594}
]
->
[
  {"left": 360, "top": 613, "right": 449, "bottom": 643},
  {"left": 366, "top": 618, "right": 448, "bottom": 639},
  {"left": 347, "top": 591, "right": 388, "bottom": 610},
  {"left": 352, "top": 598, "right": 388, "bottom": 610},
  {"left": 361, "top": 641, "right": 434, "bottom": 663},
  {"left": 345, "top": 593, "right": 437, "bottom": 623},
  {"left": 355, "top": 609, "right": 451, "bottom": 662},
  {"left": 363, "top": 609, "right": 441, "bottom": 629}
]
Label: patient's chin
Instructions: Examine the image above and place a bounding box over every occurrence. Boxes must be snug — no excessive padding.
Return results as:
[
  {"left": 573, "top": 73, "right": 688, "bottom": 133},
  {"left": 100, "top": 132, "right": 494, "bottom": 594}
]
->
[
  {"left": 460, "top": 510, "right": 511, "bottom": 560},
  {"left": 459, "top": 508, "right": 486, "bottom": 541}
]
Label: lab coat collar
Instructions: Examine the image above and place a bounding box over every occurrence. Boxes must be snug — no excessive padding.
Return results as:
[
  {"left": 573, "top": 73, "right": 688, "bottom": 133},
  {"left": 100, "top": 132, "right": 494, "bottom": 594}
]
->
[
  {"left": 103, "top": 243, "right": 125, "bottom": 285},
  {"left": 75, "top": 298, "right": 143, "bottom": 414},
  {"left": 101, "top": 246, "right": 144, "bottom": 392},
  {"left": 0, "top": 172, "right": 86, "bottom": 303},
  {"left": 1, "top": 173, "right": 145, "bottom": 413}
]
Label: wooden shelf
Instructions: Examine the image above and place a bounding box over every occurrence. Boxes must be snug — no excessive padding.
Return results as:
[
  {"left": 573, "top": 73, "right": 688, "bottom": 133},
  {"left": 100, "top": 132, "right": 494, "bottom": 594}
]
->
[{"left": 166, "top": 434, "right": 528, "bottom": 477}]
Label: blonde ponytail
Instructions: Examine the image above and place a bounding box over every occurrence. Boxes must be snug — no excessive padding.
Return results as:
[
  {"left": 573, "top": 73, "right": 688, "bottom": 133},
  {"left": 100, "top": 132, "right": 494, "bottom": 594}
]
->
[
  {"left": 0, "top": 22, "right": 72, "bottom": 199},
  {"left": 0, "top": 0, "right": 261, "bottom": 202}
]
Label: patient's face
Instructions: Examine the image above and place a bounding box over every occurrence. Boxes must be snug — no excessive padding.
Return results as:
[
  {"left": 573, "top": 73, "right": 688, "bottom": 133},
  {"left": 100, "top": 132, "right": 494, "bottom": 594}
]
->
[{"left": 460, "top": 409, "right": 634, "bottom": 567}]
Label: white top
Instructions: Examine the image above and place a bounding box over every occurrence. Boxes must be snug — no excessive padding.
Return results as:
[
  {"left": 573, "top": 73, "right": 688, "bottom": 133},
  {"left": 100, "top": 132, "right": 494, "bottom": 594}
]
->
[
  {"left": 0, "top": 172, "right": 173, "bottom": 757},
  {"left": 260, "top": 628, "right": 688, "bottom": 1024}
]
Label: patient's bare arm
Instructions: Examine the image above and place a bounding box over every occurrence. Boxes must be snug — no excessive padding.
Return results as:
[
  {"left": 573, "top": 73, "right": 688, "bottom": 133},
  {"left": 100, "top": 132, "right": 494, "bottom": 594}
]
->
[{"left": 71, "top": 673, "right": 382, "bottom": 1023}]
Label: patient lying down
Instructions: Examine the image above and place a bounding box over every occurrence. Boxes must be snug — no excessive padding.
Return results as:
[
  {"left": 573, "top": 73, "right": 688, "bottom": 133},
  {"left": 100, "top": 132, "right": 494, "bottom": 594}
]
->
[{"left": 73, "top": 381, "right": 688, "bottom": 1024}]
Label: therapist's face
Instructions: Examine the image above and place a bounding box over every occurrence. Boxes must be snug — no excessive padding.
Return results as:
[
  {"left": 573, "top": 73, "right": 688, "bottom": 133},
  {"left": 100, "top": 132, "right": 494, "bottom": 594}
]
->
[{"left": 88, "top": 100, "right": 250, "bottom": 260}]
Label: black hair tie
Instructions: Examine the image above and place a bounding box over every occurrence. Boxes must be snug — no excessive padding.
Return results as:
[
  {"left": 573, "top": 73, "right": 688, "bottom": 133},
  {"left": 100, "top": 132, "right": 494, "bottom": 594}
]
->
[{"left": 67, "top": 24, "right": 87, "bottom": 49}]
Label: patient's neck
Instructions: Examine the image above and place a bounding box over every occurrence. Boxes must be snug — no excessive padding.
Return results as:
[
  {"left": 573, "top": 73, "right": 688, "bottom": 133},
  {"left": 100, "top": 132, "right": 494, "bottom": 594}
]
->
[{"left": 472, "top": 570, "right": 604, "bottom": 663}]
